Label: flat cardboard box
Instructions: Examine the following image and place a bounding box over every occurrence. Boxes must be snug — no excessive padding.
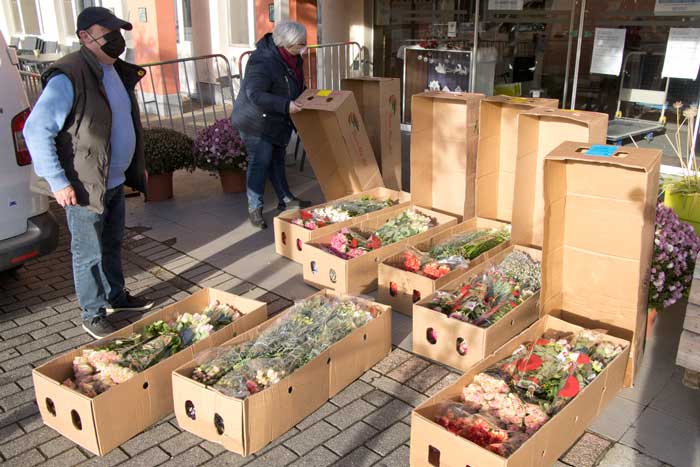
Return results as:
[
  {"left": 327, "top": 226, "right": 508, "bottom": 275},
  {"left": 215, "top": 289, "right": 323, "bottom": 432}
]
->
[
  {"left": 512, "top": 108, "right": 608, "bottom": 249},
  {"left": 377, "top": 217, "right": 510, "bottom": 316},
  {"left": 292, "top": 89, "right": 384, "bottom": 200},
  {"left": 542, "top": 142, "right": 661, "bottom": 387},
  {"left": 411, "top": 245, "right": 542, "bottom": 372},
  {"left": 341, "top": 77, "right": 402, "bottom": 190},
  {"left": 172, "top": 290, "right": 392, "bottom": 456},
  {"left": 410, "top": 91, "right": 485, "bottom": 220},
  {"left": 410, "top": 315, "right": 630, "bottom": 467},
  {"left": 32, "top": 289, "right": 268, "bottom": 456},
  {"left": 476, "top": 96, "right": 559, "bottom": 223},
  {"left": 273, "top": 187, "right": 411, "bottom": 264},
  {"left": 302, "top": 205, "right": 458, "bottom": 294}
]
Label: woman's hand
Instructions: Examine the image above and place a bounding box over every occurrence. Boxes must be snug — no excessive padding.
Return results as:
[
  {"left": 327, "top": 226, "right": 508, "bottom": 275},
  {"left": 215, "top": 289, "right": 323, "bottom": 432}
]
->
[{"left": 289, "top": 101, "right": 303, "bottom": 114}]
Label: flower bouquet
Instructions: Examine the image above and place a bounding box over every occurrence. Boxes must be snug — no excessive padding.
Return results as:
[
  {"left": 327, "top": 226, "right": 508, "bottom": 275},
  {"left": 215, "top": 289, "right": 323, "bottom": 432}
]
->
[
  {"left": 426, "top": 250, "right": 541, "bottom": 327},
  {"left": 63, "top": 301, "right": 242, "bottom": 397},
  {"left": 190, "top": 295, "right": 380, "bottom": 399},
  {"left": 400, "top": 248, "right": 469, "bottom": 280},
  {"left": 435, "top": 329, "right": 626, "bottom": 457},
  {"left": 292, "top": 196, "right": 398, "bottom": 230}
]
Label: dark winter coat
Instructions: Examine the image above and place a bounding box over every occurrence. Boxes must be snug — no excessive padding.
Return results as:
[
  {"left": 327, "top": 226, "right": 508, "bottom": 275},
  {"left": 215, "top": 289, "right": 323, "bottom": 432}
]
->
[{"left": 231, "top": 33, "right": 304, "bottom": 146}]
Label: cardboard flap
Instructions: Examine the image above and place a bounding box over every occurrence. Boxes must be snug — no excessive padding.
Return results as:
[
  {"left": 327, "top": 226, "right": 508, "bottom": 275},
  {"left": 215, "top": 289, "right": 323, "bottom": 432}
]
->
[
  {"left": 297, "top": 89, "right": 351, "bottom": 111},
  {"left": 414, "top": 91, "right": 485, "bottom": 102},
  {"left": 483, "top": 95, "right": 559, "bottom": 108},
  {"left": 520, "top": 107, "right": 608, "bottom": 124},
  {"left": 544, "top": 141, "right": 662, "bottom": 173}
]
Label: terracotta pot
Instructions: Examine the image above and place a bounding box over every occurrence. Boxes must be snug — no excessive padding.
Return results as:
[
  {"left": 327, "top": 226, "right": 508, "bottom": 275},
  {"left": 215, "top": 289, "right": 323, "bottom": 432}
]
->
[
  {"left": 646, "top": 307, "right": 657, "bottom": 340},
  {"left": 146, "top": 172, "right": 173, "bottom": 202},
  {"left": 219, "top": 169, "right": 246, "bottom": 193}
]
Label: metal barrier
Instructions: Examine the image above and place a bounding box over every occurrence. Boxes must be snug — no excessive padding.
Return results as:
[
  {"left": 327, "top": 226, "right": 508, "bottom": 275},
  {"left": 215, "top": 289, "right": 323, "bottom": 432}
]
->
[{"left": 20, "top": 71, "right": 42, "bottom": 107}]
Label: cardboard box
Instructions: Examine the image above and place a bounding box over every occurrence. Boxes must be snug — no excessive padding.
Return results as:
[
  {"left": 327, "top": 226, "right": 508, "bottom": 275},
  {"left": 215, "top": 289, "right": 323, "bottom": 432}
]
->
[
  {"left": 302, "top": 205, "right": 458, "bottom": 294},
  {"left": 273, "top": 187, "right": 411, "bottom": 264},
  {"left": 341, "top": 77, "right": 402, "bottom": 190},
  {"left": 172, "top": 290, "right": 391, "bottom": 456},
  {"left": 377, "top": 217, "right": 510, "bottom": 316},
  {"left": 409, "top": 315, "right": 630, "bottom": 467},
  {"left": 32, "top": 289, "right": 268, "bottom": 456},
  {"left": 512, "top": 108, "right": 608, "bottom": 249},
  {"left": 411, "top": 245, "right": 542, "bottom": 372},
  {"left": 410, "top": 92, "right": 485, "bottom": 220},
  {"left": 292, "top": 89, "right": 384, "bottom": 200},
  {"left": 542, "top": 142, "right": 661, "bottom": 387},
  {"left": 476, "top": 96, "right": 559, "bottom": 223}
]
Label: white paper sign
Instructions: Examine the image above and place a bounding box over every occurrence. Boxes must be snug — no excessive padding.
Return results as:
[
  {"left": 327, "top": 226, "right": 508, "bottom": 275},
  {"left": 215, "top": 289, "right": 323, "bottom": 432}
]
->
[
  {"left": 655, "top": 0, "right": 700, "bottom": 15},
  {"left": 488, "top": 0, "right": 524, "bottom": 10},
  {"left": 447, "top": 22, "right": 457, "bottom": 38},
  {"left": 590, "top": 28, "right": 626, "bottom": 76},
  {"left": 662, "top": 28, "right": 700, "bottom": 80}
]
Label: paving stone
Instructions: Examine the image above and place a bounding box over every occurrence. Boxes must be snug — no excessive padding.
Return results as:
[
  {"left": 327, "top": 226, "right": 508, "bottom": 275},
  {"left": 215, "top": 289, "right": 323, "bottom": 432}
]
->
[
  {"left": 121, "top": 422, "right": 180, "bottom": 456},
  {"left": 30, "top": 321, "right": 74, "bottom": 340},
  {"left": 0, "top": 335, "right": 33, "bottom": 353},
  {"left": 0, "top": 423, "right": 24, "bottom": 444},
  {"left": 77, "top": 448, "right": 130, "bottom": 467},
  {"left": 364, "top": 399, "right": 413, "bottom": 431},
  {"left": 0, "top": 320, "right": 45, "bottom": 340},
  {"left": 597, "top": 444, "right": 663, "bottom": 467},
  {"left": 18, "top": 413, "right": 44, "bottom": 432},
  {"left": 17, "top": 375, "right": 34, "bottom": 390},
  {"left": 119, "top": 446, "right": 171, "bottom": 467},
  {"left": 160, "top": 431, "right": 203, "bottom": 456},
  {"left": 1, "top": 448, "right": 45, "bottom": 467},
  {"left": 326, "top": 399, "right": 376, "bottom": 430},
  {"left": 245, "top": 445, "right": 298, "bottom": 467},
  {"left": 373, "top": 348, "right": 413, "bottom": 374},
  {"left": 42, "top": 447, "right": 88, "bottom": 467},
  {"left": 52, "top": 300, "right": 81, "bottom": 314},
  {"left": 375, "top": 445, "right": 410, "bottom": 467},
  {"left": 365, "top": 422, "right": 411, "bottom": 457},
  {"left": 362, "top": 389, "right": 394, "bottom": 408},
  {"left": 387, "top": 357, "right": 430, "bottom": 383},
  {"left": 295, "top": 402, "right": 338, "bottom": 431},
  {"left": 561, "top": 432, "right": 611, "bottom": 467},
  {"left": 371, "top": 376, "right": 428, "bottom": 407},
  {"left": 0, "top": 348, "right": 20, "bottom": 364},
  {"left": 334, "top": 446, "right": 381, "bottom": 467},
  {"left": 325, "top": 421, "right": 379, "bottom": 456},
  {"left": 425, "top": 372, "right": 461, "bottom": 397},
  {"left": 329, "top": 380, "right": 374, "bottom": 408},
  {"left": 13, "top": 308, "right": 57, "bottom": 327},
  {"left": 0, "top": 402, "right": 39, "bottom": 430},
  {"left": 0, "top": 386, "right": 39, "bottom": 410},
  {"left": 60, "top": 325, "right": 88, "bottom": 340},
  {"left": 16, "top": 333, "right": 64, "bottom": 355},
  {"left": 202, "top": 451, "right": 248, "bottom": 467},
  {"left": 47, "top": 334, "right": 92, "bottom": 355},
  {"left": 39, "top": 435, "right": 78, "bottom": 458},
  {"left": 0, "top": 382, "right": 21, "bottom": 400},
  {"left": 0, "top": 366, "right": 35, "bottom": 387},
  {"left": 199, "top": 273, "right": 236, "bottom": 289},
  {"left": 407, "top": 364, "right": 450, "bottom": 393},
  {"left": 284, "top": 420, "right": 339, "bottom": 456},
  {"left": 256, "top": 427, "right": 300, "bottom": 456},
  {"left": 288, "top": 445, "right": 339, "bottom": 467},
  {"left": 159, "top": 446, "right": 213, "bottom": 466},
  {"left": 199, "top": 440, "right": 228, "bottom": 457},
  {"left": 0, "top": 425, "right": 59, "bottom": 459}
]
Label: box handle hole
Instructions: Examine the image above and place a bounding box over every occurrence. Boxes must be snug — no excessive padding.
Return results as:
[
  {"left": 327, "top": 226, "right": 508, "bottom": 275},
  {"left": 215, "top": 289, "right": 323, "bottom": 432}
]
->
[
  {"left": 541, "top": 449, "right": 546, "bottom": 457},
  {"left": 307, "top": 96, "right": 314, "bottom": 101},
  {"left": 281, "top": 232, "right": 287, "bottom": 245},
  {"left": 574, "top": 415, "right": 580, "bottom": 423},
  {"left": 427, "top": 327, "right": 437, "bottom": 344},
  {"left": 45, "top": 398, "right": 56, "bottom": 416},
  {"left": 389, "top": 282, "right": 398, "bottom": 297},
  {"left": 327, "top": 357, "right": 331, "bottom": 365},
  {"left": 329, "top": 268, "right": 337, "bottom": 283},
  {"left": 143, "top": 382, "right": 149, "bottom": 390},
  {"left": 412, "top": 290, "right": 421, "bottom": 303},
  {"left": 71, "top": 410, "right": 82, "bottom": 430},
  {"left": 326, "top": 97, "right": 334, "bottom": 103},
  {"left": 456, "top": 338, "right": 467, "bottom": 356},
  {"left": 428, "top": 445, "right": 440, "bottom": 466},
  {"left": 185, "top": 400, "right": 196, "bottom": 420},
  {"left": 510, "top": 319, "right": 515, "bottom": 326},
  {"left": 310, "top": 261, "right": 318, "bottom": 275},
  {"left": 363, "top": 334, "right": 368, "bottom": 341},
  {"left": 288, "top": 386, "right": 294, "bottom": 394},
  {"left": 214, "top": 413, "right": 225, "bottom": 435},
  {"left": 296, "top": 239, "right": 303, "bottom": 251}
]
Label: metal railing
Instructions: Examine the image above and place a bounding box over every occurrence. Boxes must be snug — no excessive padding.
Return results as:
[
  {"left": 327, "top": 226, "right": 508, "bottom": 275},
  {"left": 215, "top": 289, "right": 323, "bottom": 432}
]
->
[{"left": 20, "top": 71, "right": 42, "bottom": 107}]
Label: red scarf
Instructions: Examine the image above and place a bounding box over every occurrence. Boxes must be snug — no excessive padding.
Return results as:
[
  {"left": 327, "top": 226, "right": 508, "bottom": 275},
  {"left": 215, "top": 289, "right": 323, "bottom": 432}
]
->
[{"left": 278, "top": 47, "right": 303, "bottom": 86}]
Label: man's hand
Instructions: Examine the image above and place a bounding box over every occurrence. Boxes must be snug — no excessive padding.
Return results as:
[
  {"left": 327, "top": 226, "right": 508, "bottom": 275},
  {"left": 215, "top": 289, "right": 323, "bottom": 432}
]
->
[
  {"left": 289, "top": 101, "right": 303, "bottom": 114},
  {"left": 54, "top": 185, "right": 77, "bottom": 207}
]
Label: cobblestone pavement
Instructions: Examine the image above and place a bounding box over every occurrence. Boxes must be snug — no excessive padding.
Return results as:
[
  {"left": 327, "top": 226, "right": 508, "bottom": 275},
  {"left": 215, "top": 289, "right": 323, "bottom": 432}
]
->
[{"left": 0, "top": 205, "right": 680, "bottom": 467}]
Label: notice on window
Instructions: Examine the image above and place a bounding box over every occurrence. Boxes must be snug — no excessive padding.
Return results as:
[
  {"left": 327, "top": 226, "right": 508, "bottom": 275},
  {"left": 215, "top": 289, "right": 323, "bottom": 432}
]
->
[
  {"left": 448, "top": 22, "right": 457, "bottom": 38},
  {"left": 488, "top": 0, "right": 524, "bottom": 10},
  {"left": 655, "top": 0, "right": 700, "bottom": 15},
  {"left": 590, "top": 28, "right": 626, "bottom": 76},
  {"left": 662, "top": 28, "right": 700, "bottom": 80}
]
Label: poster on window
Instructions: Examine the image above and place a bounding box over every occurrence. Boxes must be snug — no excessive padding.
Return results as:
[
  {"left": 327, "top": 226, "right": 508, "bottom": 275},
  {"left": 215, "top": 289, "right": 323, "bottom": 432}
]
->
[
  {"left": 590, "top": 28, "right": 626, "bottom": 76},
  {"left": 662, "top": 28, "right": 700, "bottom": 80},
  {"left": 488, "top": 0, "right": 524, "bottom": 10},
  {"left": 655, "top": 0, "right": 700, "bottom": 15}
]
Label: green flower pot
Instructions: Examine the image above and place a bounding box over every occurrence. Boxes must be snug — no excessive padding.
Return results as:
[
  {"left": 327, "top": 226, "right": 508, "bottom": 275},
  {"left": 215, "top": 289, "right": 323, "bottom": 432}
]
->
[{"left": 664, "top": 190, "right": 700, "bottom": 234}]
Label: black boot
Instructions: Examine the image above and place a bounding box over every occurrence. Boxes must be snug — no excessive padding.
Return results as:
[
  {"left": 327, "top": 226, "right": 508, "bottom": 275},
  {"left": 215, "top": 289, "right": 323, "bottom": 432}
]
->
[
  {"left": 278, "top": 198, "right": 312, "bottom": 211},
  {"left": 249, "top": 208, "right": 267, "bottom": 229}
]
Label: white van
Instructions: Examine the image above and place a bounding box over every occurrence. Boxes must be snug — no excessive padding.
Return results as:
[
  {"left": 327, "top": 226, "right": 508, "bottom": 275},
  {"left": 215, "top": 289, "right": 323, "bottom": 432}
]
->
[{"left": 0, "top": 32, "right": 58, "bottom": 272}]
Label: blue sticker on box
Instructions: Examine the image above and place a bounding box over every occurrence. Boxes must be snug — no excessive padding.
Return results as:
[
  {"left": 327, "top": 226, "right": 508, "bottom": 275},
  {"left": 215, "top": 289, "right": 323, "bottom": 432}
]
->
[{"left": 585, "top": 145, "right": 619, "bottom": 157}]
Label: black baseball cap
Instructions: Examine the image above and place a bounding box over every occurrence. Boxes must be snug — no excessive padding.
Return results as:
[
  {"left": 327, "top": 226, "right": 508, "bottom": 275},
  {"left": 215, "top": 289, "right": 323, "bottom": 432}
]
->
[{"left": 76, "top": 7, "right": 132, "bottom": 35}]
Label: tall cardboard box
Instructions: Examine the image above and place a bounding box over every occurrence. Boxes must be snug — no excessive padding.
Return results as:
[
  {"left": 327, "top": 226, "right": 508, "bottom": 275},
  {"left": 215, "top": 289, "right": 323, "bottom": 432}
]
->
[
  {"left": 476, "top": 96, "right": 559, "bottom": 223},
  {"left": 410, "top": 92, "right": 485, "bottom": 220},
  {"left": 541, "top": 142, "right": 661, "bottom": 387},
  {"left": 342, "top": 77, "right": 402, "bottom": 190},
  {"left": 512, "top": 108, "right": 607, "bottom": 249},
  {"left": 32, "top": 289, "right": 268, "bottom": 456},
  {"left": 292, "top": 89, "right": 384, "bottom": 200}
]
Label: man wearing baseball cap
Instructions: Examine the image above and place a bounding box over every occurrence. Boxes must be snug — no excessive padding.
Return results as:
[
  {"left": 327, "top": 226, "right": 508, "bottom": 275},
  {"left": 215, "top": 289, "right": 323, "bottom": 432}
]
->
[{"left": 24, "top": 7, "right": 154, "bottom": 338}]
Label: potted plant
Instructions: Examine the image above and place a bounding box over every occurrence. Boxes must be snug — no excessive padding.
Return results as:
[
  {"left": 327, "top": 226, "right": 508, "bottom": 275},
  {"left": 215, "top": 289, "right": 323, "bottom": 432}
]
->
[
  {"left": 193, "top": 118, "right": 248, "bottom": 193},
  {"left": 647, "top": 203, "right": 700, "bottom": 337},
  {"left": 663, "top": 102, "right": 700, "bottom": 232},
  {"left": 143, "top": 128, "right": 194, "bottom": 202}
]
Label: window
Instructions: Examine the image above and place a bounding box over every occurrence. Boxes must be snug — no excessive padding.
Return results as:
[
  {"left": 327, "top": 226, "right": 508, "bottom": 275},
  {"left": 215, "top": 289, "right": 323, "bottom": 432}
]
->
[
  {"left": 63, "top": 0, "right": 76, "bottom": 34},
  {"left": 174, "top": 0, "right": 192, "bottom": 43},
  {"left": 228, "top": 0, "right": 250, "bottom": 45},
  {"left": 9, "top": 1, "right": 22, "bottom": 34},
  {"left": 9, "top": 0, "right": 43, "bottom": 35}
]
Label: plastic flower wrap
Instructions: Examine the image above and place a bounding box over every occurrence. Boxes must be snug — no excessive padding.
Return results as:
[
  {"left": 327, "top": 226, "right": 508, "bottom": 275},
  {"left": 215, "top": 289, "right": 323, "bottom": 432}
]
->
[
  {"left": 435, "top": 329, "right": 626, "bottom": 458},
  {"left": 291, "top": 196, "right": 398, "bottom": 230},
  {"left": 428, "top": 228, "right": 510, "bottom": 261},
  {"left": 399, "top": 248, "right": 469, "bottom": 279},
  {"left": 327, "top": 228, "right": 383, "bottom": 259},
  {"left": 191, "top": 295, "right": 381, "bottom": 399}
]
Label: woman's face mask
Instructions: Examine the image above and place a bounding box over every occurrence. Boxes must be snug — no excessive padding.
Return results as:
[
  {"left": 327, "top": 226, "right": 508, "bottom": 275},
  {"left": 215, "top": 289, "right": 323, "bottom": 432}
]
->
[{"left": 88, "top": 30, "right": 126, "bottom": 59}]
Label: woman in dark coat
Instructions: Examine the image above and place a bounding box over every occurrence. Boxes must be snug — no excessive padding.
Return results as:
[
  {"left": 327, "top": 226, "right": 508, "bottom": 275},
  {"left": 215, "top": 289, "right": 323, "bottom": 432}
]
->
[{"left": 231, "top": 21, "right": 310, "bottom": 229}]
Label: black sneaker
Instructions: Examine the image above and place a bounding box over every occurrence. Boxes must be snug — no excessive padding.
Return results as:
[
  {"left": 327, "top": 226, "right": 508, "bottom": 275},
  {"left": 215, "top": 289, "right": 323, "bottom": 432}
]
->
[
  {"left": 106, "top": 291, "right": 155, "bottom": 314},
  {"left": 249, "top": 208, "right": 267, "bottom": 229},
  {"left": 82, "top": 316, "right": 117, "bottom": 339},
  {"left": 278, "top": 198, "right": 312, "bottom": 211}
]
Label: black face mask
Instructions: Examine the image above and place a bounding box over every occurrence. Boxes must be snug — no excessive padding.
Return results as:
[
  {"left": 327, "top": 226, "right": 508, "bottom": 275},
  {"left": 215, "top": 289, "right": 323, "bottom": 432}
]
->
[{"left": 89, "top": 30, "right": 126, "bottom": 59}]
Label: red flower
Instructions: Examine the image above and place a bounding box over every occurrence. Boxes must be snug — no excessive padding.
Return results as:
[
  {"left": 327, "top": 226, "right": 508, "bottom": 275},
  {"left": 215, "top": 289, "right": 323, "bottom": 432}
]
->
[
  {"left": 516, "top": 354, "right": 543, "bottom": 372},
  {"left": 300, "top": 210, "right": 312, "bottom": 220},
  {"left": 512, "top": 290, "right": 520, "bottom": 298},
  {"left": 529, "top": 377, "right": 540, "bottom": 385},
  {"left": 558, "top": 376, "right": 580, "bottom": 398},
  {"left": 402, "top": 252, "right": 421, "bottom": 272},
  {"left": 351, "top": 238, "right": 359, "bottom": 248},
  {"left": 535, "top": 338, "right": 551, "bottom": 346},
  {"left": 316, "top": 221, "right": 326, "bottom": 228},
  {"left": 368, "top": 235, "right": 382, "bottom": 250},
  {"left": 246, "top": 380, "right": 259, "bottom": 394},
  {"left": 422, "top": 262, "right": 451, "bottom": 279},
  {"left": 577, "top": 353, "right": 591, "bottom": 365}
]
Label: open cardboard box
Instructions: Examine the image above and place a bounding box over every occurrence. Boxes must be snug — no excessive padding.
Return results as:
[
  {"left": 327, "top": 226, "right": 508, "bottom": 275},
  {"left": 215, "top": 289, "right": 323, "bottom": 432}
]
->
[
  {"left": 542, "top": 142, "right": 660, "bottom": 387},
  {"left": 410, "top": 91, "right": 484, "bottom": 220},
  {"left": 512, "top": 108, "right": 607, "bottom": 249},
  {"left": 302, "top": 205, "right": 458, "bottom": 294},
  {"left": 292, "top": 89, "right": 384, "bottom": 200},
  {"left": 409, "top": 315, "right": 630, "bottom": 467},
  {"left": 273, "top": 187, "right": 411, "bottom": 263},
  {"left": 377, "top": 217, "right": 510, "bottom": 316},
  {"left": 411, "top": 245, "right": 542, "bottom": 372},
  {"left": 171, "top": 290, "right": 391, "bottom": 456},
  {"left": 475, "top": 96, "right": 559, "bottom": 223},
  {"left": 341, "top": 77, "right": 402, "bottom": 190},
  {"left": 32, "top": 289, "right": 268, "bottom": 456}
]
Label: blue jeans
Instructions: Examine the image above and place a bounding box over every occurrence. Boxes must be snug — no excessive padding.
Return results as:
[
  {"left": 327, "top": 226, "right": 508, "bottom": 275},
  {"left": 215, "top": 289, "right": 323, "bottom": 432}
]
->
[
  {"left": 240, "top": 132, "right": 294, "bottom": 211},
  {"left": 65, "top": 185, "right": 126, "bottom": 320}
]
